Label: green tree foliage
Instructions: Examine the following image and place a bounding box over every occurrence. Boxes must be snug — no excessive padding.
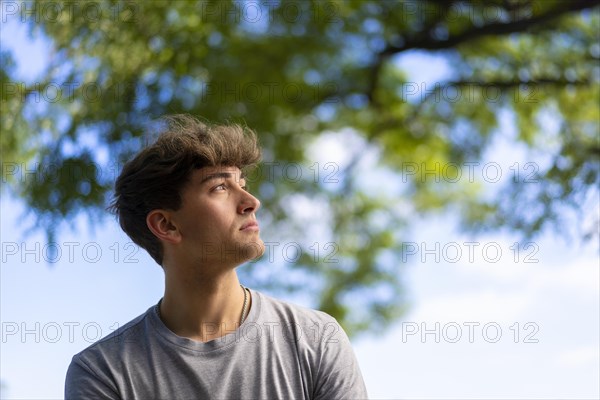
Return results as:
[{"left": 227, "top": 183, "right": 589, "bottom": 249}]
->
[{"left": 2, "top": 0, "right": 598, "bottom": 335}]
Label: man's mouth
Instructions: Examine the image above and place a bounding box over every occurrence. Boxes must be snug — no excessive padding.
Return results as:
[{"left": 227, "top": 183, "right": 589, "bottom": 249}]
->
[{"left": 240, "top": 221, "right": 259, "bottom": 231}]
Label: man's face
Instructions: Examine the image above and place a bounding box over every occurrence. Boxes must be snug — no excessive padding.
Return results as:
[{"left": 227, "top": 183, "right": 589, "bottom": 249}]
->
[{"left": 169, "top": 165, "right": 265, "bottom": 269}]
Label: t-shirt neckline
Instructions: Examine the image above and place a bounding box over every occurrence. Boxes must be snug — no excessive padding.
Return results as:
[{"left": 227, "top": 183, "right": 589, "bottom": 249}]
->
[{"left": 149, "top": 288, "right": 261, "bottom": 353}]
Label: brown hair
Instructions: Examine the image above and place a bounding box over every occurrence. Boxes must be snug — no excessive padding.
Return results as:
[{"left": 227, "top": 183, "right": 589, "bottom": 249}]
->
[{"left": 109, "top": 114, "right": 261, "bottom": 265}]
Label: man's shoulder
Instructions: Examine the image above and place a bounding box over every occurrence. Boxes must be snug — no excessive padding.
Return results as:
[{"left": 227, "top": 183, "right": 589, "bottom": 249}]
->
[
  {"left": 253, "top": 290, "right": 368, "bottom": 398},
  {"left": 254, "top": 290, "right": 348, "bottom": 346},
  {"left": 71, "top": 306, "right": 154, "bottom": 365},
  {"left": 65, "top": 306, "right": 158, "bottom": 399},
  {"left": 256, "top": 290, "right": 338, "bottom": 326}
]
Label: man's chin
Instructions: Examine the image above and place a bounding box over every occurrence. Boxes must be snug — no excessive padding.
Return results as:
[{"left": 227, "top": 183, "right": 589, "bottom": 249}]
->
[
  {"left": 247, "top": 239, "right": 265, "bottom": 261},
  {"left": 232, "top": 239, "right": 265, "bottom": 263}
]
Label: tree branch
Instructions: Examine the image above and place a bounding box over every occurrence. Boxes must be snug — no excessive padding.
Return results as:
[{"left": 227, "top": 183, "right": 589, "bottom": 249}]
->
[
  {"left": 367, "top": 0, "right": 598, "bottom": 105},
  {"left": 419, "top": 78, "right": 590, "bottom": 102},
  {"left": 384, "top": 0, "right": 597, "bottom": 56},
  {"left": 362, "top": 77, "right": 592, "bottom": 143}
]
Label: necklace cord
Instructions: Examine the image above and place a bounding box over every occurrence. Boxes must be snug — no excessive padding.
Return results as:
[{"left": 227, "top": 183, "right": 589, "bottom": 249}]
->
[{"left": 239, "top": 284, "right": 248, "bottom": 325}]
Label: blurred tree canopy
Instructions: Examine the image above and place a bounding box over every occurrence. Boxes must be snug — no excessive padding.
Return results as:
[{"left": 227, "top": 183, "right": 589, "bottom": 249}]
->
[{"left": 2, "top": 0, "right": 599, "bottom": 336}]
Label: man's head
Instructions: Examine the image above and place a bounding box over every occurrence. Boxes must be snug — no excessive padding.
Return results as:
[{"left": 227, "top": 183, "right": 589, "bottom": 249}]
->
[{"left": 109, "top": 114, "right": 262, "bottom": 266}]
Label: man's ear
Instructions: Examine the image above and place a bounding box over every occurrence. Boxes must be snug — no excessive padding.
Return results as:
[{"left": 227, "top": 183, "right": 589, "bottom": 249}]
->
[{"left": 146, "top": 210, "right": 181, "bottom": 244}]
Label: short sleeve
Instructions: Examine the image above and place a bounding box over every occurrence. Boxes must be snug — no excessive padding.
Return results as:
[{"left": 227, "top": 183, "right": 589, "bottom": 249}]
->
[
  {"left": 312, "top": 319, "right": 369, "bottom": 400},
  {"left": 65, "top": 356, "right": 120, "bottom": 400}
]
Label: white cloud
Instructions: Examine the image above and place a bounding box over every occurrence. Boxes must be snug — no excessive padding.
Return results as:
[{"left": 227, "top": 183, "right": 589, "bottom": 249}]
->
[
  {"left": 556, "top": 345, "right": 600, "bottom": 368},
  {"left": 410, "top": 289, "right": 534, "bottom": 322}
]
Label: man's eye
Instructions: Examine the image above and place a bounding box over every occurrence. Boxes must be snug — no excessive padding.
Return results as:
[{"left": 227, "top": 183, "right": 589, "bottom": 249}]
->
[
  {"left": 241, "top": 185, "right": 248, "bottom": 192},
  {"left": 214, "top": 183, "right": 227, "bottom": 191}
]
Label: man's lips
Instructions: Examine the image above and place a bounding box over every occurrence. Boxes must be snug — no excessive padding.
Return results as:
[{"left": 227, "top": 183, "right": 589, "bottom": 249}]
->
[{"left": 240, "top": 221, "right": 259, "bottom": 231}]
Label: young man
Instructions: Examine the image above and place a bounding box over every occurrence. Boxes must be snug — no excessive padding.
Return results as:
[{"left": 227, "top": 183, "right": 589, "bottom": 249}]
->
[{"left": 65, "top": 115, "right": 368, "bottom": 399}]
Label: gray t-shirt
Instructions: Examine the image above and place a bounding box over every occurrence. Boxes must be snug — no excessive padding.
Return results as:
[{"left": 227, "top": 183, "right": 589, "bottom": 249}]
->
[{"left": 65, "top": 289, "right": 368, "bottom": 399}]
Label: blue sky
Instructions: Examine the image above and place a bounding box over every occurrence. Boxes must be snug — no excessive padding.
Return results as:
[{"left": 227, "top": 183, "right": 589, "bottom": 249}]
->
[{"left": 1, "top": 11, "right": 599, "bottom": 400}]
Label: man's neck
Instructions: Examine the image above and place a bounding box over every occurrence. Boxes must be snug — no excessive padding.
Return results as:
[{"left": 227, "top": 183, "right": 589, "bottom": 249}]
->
[{"left": 159, "top": 266, "right": 250, "bottom": 343}]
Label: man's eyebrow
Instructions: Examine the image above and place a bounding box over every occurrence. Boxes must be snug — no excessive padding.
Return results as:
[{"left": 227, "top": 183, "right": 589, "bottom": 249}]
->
[{"left": 199, "top": 172, "right": 245, "bottom": 185}]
